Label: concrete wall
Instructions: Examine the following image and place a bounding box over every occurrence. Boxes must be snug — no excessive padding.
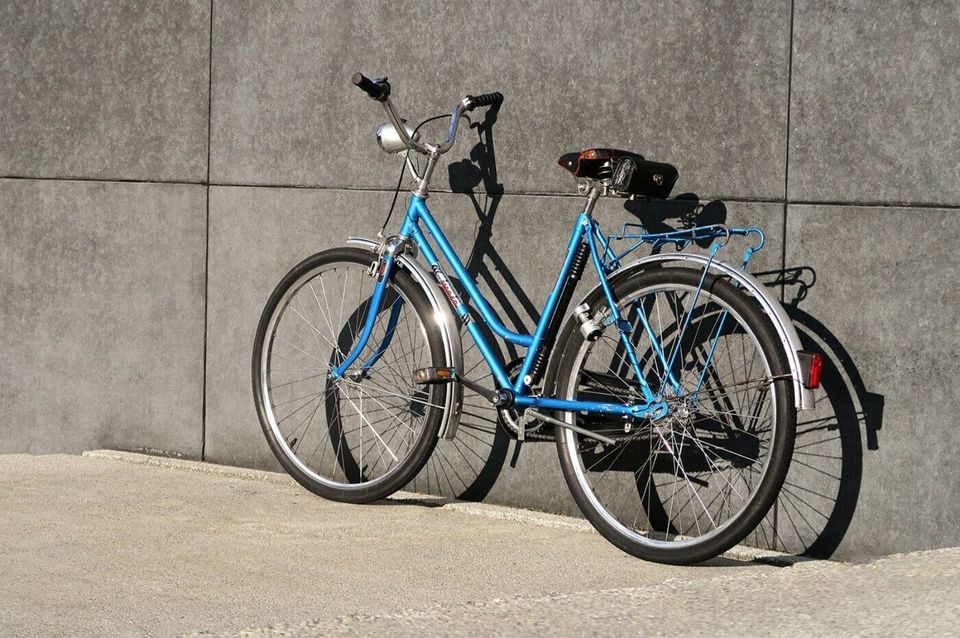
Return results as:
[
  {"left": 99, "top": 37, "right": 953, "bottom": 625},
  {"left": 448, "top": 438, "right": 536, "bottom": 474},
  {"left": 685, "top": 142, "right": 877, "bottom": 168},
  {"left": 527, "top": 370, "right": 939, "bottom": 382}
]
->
[{"left": 3, "top": 0, "right": 958, "bottom": 560}]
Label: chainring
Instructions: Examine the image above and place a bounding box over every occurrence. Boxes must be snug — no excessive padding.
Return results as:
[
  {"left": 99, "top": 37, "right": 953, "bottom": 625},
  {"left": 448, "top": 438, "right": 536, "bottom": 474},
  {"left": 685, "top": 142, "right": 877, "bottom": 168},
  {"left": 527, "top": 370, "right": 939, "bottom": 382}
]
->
[{"left": 496, "top": 358, "right": 554, "bottom": 442}]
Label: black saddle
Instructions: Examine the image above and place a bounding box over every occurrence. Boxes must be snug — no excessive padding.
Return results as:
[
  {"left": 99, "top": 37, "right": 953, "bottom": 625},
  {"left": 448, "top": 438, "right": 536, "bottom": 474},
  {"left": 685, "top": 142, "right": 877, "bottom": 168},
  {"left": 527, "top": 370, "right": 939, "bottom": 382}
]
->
[{"left": 558, "top": 148, "right": 678, "bottom": 199}]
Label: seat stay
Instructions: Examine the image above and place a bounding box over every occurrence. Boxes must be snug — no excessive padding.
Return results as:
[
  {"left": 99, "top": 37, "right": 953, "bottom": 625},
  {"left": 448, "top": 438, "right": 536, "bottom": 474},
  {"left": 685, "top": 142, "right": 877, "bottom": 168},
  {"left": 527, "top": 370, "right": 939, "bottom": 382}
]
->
[
  {"left": 631, "top": 298, "right": 685, "bottom": 396},
  {"left": 584, "top": 217, "right": 661, "bottom": 405}
]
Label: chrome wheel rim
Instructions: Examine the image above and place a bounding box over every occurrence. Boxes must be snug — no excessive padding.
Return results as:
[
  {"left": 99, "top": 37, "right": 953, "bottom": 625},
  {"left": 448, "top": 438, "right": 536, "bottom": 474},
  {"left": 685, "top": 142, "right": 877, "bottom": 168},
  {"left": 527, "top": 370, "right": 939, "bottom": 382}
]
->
[
  {"left": 563, "top": 281, "right": 781, "bottom": 548},
  {"left": 260, "top": 262, "right": 438, "bottom": 490}
]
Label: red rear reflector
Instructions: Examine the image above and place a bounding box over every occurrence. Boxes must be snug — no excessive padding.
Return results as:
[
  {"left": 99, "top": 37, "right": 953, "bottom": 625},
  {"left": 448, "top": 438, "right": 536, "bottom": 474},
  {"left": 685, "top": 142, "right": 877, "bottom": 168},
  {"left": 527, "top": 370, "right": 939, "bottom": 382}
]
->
[
  {"left": 581, "top": 149, "right": 598, "bottom": 160},
  {"left": 800, "top": 352, "right": 824, "bottom": 389}
]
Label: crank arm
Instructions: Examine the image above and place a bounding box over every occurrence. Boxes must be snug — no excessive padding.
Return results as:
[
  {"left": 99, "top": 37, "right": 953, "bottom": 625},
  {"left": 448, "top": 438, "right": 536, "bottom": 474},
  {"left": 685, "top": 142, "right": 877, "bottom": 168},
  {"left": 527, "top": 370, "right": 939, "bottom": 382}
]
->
[{"left": 413, "top": 367, "right": 511, "bottom": 406}]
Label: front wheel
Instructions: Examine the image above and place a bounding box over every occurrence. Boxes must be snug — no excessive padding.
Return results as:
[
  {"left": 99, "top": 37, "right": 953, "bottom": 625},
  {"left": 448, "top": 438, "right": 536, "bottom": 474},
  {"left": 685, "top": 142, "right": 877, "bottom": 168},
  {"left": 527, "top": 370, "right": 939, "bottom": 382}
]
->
[
  {"left": 252, "top": 247, "right": 446, "bottom": 503},
  {"left": 553, "top": 267, "right": 796, "bottom": 564}
]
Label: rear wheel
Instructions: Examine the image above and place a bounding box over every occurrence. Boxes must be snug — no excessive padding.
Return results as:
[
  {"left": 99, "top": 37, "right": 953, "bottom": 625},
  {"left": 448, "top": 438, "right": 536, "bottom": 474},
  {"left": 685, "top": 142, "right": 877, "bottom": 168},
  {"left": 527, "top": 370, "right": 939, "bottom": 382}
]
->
[
  {"left": 554, "top": 267, "right": 796, "bottom": 564},
  {"left": 252, "top": 248, "right": 446, "bottom": 503}
]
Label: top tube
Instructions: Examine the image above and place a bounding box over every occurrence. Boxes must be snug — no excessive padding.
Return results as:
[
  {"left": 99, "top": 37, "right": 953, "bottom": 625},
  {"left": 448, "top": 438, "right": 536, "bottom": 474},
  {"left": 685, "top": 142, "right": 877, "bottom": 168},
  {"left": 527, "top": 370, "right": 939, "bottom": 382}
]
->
[{"left": 401, "top": 196, "right": 534, "bottom": 348}]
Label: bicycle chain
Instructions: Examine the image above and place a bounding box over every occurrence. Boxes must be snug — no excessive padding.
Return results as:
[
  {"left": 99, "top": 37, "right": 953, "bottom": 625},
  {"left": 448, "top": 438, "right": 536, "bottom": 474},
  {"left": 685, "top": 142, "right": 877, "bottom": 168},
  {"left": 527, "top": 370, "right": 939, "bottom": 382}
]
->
[{"left": 495, "top": 358, "right": 554, "bottom": 442}]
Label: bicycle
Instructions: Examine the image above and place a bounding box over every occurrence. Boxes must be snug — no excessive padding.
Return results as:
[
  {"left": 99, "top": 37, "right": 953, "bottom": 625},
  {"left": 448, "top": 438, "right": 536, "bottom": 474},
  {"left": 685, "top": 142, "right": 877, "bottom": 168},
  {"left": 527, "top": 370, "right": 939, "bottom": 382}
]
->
[{"left": 252, "top": 73, "right": 822, "bottom": 565}]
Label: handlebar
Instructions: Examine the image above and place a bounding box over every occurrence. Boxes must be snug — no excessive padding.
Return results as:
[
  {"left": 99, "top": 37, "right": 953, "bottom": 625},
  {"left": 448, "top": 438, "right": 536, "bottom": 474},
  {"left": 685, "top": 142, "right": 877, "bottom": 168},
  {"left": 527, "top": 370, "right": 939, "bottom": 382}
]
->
[
  {"left": 464, "top": 92, "right": 504, "bottom": 110},
  {"left": 352, "top": 72, "right": 503, "bottom": 156},
  {"left": 350, "top": 73, "right": 391, "bottom": 102}
]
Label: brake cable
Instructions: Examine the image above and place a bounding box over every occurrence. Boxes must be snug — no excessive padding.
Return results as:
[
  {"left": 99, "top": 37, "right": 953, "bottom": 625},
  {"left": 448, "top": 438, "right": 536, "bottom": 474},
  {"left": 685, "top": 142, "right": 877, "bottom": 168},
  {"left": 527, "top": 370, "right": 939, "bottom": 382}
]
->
[{"left": 378, "top": 113, "right": 453, "bottom": 237}]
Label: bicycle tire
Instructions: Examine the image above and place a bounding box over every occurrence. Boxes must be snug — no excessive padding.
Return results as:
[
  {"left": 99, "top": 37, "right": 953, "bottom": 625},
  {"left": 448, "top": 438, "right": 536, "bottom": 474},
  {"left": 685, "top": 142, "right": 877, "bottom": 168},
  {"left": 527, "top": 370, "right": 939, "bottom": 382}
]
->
[
  {"left": 552, "top": 267, "right": 796, "bottom": 564},
  {"left": 252, "top": 247, "right": 446, "bottom": 503}
]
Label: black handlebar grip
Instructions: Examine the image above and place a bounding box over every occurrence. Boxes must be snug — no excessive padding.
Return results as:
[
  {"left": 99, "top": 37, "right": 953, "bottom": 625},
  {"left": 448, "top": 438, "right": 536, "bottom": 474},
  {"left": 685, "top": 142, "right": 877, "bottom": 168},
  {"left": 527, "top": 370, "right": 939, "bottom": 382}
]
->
[
  {"left": 351, "top": 72, "right": 391, "bottom": 102},
  {"left": 465, "top": 92, "right": 504, "bottom": 110}
]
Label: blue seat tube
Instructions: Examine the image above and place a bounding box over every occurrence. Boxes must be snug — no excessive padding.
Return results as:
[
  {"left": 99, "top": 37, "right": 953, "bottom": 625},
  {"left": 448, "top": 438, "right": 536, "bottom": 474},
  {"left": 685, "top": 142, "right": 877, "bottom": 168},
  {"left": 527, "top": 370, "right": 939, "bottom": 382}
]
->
[{"left": 511, "top": 213, "right": 589, "bottom": 394}]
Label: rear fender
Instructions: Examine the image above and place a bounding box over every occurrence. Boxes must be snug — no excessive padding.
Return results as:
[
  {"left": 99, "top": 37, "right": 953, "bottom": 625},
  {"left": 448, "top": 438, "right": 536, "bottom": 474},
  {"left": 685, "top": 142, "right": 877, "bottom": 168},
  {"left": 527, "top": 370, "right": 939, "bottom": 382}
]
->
[{"left": 545, "top": 254, "right": 815, "bottom": 411}]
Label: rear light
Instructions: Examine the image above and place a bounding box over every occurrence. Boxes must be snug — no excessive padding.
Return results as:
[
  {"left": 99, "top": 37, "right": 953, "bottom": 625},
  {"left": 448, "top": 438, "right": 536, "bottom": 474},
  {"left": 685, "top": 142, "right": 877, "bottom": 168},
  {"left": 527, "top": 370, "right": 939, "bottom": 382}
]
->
[{"left": 798, "top": 352, "right": 824, "bottom": 389}]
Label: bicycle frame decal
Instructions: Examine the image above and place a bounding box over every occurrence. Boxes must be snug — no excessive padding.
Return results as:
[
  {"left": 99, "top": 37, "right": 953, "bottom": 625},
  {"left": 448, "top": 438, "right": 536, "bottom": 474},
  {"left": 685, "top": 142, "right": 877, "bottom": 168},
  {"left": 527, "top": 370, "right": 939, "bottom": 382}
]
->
[{"left": 429, "top": 262, "right": 471, "bottom": 325}]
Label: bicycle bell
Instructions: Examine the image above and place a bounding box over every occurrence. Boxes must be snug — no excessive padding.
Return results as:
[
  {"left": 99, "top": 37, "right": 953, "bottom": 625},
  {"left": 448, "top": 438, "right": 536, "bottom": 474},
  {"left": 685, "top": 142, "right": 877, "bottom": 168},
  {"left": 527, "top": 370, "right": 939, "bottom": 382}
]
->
[{"left": 376, "top": 120, "right": 419, "bottom": 153}]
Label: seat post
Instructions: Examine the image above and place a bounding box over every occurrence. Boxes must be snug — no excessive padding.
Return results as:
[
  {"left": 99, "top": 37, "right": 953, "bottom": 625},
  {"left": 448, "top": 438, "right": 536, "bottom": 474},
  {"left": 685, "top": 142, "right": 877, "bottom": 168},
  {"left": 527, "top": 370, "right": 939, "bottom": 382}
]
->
[{"left": 582, "top": 184, "right": 602, "bottom": 216}]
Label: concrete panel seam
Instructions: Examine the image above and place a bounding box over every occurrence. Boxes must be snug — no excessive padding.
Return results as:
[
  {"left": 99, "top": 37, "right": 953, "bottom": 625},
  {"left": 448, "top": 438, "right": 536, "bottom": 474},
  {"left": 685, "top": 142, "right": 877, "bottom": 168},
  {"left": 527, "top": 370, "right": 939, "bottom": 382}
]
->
[
  {"left": 780, "top": 0, "right": 796, "bottom": 306},
  {"left": 5, "top": 176, "right": 960, "bottom": 211},
  {"left": 200, "top": 0, "right": 214, "bottom": 462},
  {"left": 783, "top": 0, "right": 796, "bottom": 206}
]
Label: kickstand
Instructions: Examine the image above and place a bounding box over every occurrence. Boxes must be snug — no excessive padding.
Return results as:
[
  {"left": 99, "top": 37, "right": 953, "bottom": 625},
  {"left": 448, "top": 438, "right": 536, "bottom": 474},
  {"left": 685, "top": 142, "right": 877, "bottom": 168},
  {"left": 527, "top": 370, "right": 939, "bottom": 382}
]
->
[{"left": 509, "top": 440, "right": 523, "bottom": 468}]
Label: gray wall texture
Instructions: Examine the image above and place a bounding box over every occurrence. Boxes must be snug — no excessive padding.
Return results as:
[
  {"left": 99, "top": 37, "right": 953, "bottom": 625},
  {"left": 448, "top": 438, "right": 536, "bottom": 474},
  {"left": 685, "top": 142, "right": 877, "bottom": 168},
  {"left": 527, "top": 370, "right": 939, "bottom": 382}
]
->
[{"left": 2, "top": 1, "right": 958, "bottom": 561}]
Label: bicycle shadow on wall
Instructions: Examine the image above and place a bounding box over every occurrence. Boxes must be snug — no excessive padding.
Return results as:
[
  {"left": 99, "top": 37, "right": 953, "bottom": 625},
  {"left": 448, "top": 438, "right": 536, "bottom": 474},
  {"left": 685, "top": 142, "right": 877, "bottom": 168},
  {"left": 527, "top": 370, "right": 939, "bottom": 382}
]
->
[
  {"left": 620, "top": 197, "right": 885, "bottom": 559},
  {"left": 746, "top": 267, "right": 884, "bottom": 559},
  {"left": 404, "top": 109, "right": 883, "bottom": 560},
  {"left": 405, "top": 103, "right": 521, "bottom": 502}
]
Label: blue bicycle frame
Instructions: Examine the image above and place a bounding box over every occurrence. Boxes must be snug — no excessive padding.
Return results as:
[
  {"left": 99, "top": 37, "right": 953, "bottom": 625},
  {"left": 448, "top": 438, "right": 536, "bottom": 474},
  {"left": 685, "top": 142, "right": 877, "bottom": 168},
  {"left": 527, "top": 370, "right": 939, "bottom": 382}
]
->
[{"left": 331, "top": 194, "right": 761, "bottom": 422}]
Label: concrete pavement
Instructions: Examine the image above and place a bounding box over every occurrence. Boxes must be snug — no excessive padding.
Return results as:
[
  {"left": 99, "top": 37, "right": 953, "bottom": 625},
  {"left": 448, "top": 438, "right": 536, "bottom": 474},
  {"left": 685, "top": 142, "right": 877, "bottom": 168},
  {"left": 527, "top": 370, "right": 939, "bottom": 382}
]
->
[
  {"left": 1, "top": 451, "right": 956, "bottom": 637},
  {"left": 203, "top": 549, "right": 960, "bottom": 637}
]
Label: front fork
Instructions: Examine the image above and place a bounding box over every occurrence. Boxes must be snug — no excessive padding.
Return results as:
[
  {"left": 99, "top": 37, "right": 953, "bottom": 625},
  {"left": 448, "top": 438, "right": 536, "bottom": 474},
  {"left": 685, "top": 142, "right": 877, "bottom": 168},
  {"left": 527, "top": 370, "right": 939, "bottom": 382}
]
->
[{"left": 330, "top": 245, "right": 401, "bottom": 379}]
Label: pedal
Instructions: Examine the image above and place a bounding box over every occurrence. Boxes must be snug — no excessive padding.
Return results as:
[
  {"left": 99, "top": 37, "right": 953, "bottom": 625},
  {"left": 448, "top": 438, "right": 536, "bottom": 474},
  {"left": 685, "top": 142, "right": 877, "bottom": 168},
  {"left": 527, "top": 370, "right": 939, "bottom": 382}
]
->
[{"left": 413, "top": 367, "right": 456, "bottom": 385}]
